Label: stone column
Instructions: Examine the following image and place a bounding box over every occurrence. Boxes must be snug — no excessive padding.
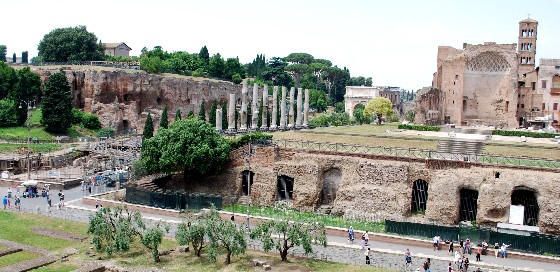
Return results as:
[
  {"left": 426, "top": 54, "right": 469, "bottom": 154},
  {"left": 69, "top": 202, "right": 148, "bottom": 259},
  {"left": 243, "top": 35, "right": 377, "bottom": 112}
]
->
[
  {"left": 251, "top": 83, "right": 259, "bottom": 130},
  {"left": 261, "top": 84, "right": 268, "bottom": 129},
  {"left": 216, "top": 108, "right": 222, "bottom": 131},
  {"left": 270, "top": 86, "right": 278, "bottom": 130},
  {"left": 288, "top": 87, "right": 295, "bottom": 128},
  {"left": 303, "top": 88, "right": 309, "bottom": 127},
  {"left": 279, "top": 86, "right": 287, "bottom": 129},
  {"left": 296, "top": 88, "right": 303, "bottom": 127},
  {"left": 240, "top": 80, "right": 248, "bottom": 130},
  {"left": 228, "top": 94, "right": 236, "bottom": 131}
]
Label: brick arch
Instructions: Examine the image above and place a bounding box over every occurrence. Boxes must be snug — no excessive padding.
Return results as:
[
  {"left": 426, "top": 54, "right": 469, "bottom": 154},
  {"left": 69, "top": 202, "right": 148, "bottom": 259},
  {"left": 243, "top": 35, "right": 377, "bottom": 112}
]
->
[{"left": 510, "top": 186, "right": 539, "bottom": 226}]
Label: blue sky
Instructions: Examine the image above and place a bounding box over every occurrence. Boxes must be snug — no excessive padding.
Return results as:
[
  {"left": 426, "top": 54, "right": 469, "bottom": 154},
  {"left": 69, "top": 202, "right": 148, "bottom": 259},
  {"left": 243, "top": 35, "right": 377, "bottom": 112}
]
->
[{"left": 2, "top": 0, "right": 559, "bottom": 90}]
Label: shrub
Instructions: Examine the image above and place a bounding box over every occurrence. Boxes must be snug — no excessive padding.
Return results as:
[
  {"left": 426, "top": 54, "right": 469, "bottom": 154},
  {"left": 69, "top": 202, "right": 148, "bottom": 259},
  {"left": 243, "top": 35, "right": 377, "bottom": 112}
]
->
[
  {"left": 387, "top": 113, "right": 400, "bottom": 123},
  {"left": 232, "top": 73, "right": 242, "bottom": 84},
  {"left": 228, "top": 132, "right": 273, "bottom": 150},
  {"left": 309, "top": 112, "right": 352, "bottom": 127},
  {"left": 492, "top": 130, "right": 558, "bottom": 138},
  {"left": 398, "top": 124, "right": 441, "bottom": 131},
  {"left": 97, "top": 127, "right": 115, "bottom": 138},
  {"left": 71, "top": 108, "right": 84, "bottom": 124},
  {"left": 0, "top": 99, "right": 18, "bottom": 127},
  {"left": 82, "top": 113, "right": 101, "bottom": 129}
]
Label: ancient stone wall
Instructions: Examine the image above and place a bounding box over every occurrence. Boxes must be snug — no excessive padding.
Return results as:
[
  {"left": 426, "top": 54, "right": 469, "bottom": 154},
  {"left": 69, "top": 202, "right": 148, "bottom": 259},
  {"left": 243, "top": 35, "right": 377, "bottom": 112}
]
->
[
  {"left": 153, "top": 146, "right": 560, "bottom": 234},
  {"left": 33, "top": 68, "right": 240, "bottom": 133}
]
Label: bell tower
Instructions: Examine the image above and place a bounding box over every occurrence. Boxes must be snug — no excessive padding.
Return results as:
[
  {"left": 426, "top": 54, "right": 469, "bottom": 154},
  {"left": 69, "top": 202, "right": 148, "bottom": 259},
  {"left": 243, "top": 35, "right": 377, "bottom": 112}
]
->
[{"left": 517, "top": 16, "right": 538, "bottom": 77}]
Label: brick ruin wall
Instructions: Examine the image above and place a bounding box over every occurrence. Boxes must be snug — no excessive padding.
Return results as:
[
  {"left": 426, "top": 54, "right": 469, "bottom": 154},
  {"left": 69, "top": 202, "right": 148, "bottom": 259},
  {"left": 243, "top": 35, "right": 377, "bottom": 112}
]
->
[
  {"left": 33, "top": 68, "right": 241, "bottom": 133},
  {"left": 158, "top": 146, "right": 560, "bottom": 234}
]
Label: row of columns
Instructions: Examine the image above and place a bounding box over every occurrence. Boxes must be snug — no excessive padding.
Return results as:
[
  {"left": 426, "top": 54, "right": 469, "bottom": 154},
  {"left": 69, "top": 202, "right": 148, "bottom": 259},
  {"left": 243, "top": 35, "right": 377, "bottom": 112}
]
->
[{"left": 218, "top": 81, "right": 310, "bottom": 131}]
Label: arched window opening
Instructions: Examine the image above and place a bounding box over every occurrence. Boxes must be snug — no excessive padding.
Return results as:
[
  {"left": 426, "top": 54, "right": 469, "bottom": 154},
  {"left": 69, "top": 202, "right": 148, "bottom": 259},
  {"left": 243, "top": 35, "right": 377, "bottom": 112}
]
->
[
  {"left": 459, "top": 189, "right": 479, "bottom": 222},
  {"left": 511, "top": 189, "right": 539, "bottom": 226},
  {"left": 411, "top": 179, "right": 429, "bottom": 214},
  {"left": 277, "top": 175, "right": 294, "bottom": 200},
  {"left": 320, "top": 168, "right": 342, "bottom": 205},
  {"left": 241, "top": 170, "right": 254, "bottom": 196}
]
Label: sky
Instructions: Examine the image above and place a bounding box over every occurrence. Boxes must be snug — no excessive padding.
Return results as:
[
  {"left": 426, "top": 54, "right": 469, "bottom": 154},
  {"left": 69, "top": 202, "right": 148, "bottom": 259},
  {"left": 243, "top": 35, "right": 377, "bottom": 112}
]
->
[{"left": 2, "top": 0, "right": 560, "bottom": 90}]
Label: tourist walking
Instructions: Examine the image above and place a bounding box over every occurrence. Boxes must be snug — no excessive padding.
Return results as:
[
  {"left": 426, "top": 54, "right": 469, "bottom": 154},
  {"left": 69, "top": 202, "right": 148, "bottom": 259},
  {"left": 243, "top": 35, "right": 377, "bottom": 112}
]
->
[
  {"left": 364, "top": 231, "right": 369, "bottom": 246},
  {"left": 423, "top": 258, "right": 431, "bottom": 272},
  {"left": 459, "top": 239, "right": 464, "bottom": 252},
  {"left": 347, "top": 226, "right": 355, "bottom": 243},
  {"left": 448, "top": 240, "right": 454, "bottom": 255},
  {"left": 447, "top": 262, "right": 454, "bottom": 272},
  {"left": 433, "top": 235, "right": 438, "bottom": 251},
  {"left": 493, "top": 243, "right": 500, "bottom": 258},
  {"left": 364, "top": 247, "right": 370, "bottom": 265},
  {"left": 462, "top": 257, "right": 470, "bottom": 271},
  {"left": 404, "top": 248, "right": 412, "bottom": 271},
  {"left": 454, "top": 250, "right": 462, "bottom": 270},
  {"left": 2, "top": 196, "right": 7, "bottom": 209},
  {"left": 361, "top": 234, "right": 366, "bottom": 249},
  {"left": 464, "top": 238, "right": 472, "bottom": 255},
  {"left": 476, "top": 245, "right": 482, "bottom": 261},
  {"left": 14, "top": 196, "right": 20, "bottom": 211}
]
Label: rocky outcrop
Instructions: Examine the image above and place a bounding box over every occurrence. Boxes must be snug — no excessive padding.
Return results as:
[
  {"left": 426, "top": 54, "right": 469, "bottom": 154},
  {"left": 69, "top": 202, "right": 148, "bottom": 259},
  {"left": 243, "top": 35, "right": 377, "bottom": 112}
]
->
[{"left": 34, "top": 68, "right": 240, "bottom": 133}]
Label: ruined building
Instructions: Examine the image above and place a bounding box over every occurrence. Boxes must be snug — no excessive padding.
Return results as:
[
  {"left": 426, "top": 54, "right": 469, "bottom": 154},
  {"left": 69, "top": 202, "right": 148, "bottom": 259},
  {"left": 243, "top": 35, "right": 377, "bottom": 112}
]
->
[{"left": 416, "top": 17, "right": 555, "bottom": 129}]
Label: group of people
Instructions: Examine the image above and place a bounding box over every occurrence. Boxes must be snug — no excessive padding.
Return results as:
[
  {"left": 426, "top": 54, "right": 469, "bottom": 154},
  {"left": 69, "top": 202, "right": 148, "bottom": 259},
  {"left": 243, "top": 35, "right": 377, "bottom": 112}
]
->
[{"left": 2, "top": 192, "right": 21, "bottom": 210}]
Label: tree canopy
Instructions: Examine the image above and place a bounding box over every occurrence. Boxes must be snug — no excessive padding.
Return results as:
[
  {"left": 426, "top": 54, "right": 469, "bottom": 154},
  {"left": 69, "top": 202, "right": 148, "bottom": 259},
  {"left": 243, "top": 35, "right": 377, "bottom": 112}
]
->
[
  {"left": 364, "top": 97, "right": 394, "bottom": 124},
  {"left": 159, "top": 107, "right": 169, "bottom": 129},
  {"left": 38, "top": 26, "right": 104, "bottom": 62},
  {"left": 143, "top": 113, "right": 154, "bottom": 141},
  {"left": 141, "top": 118, "right": 231, "bottom": 177},
  {"left": 13, "top": 67, "right": 42, "bottom": 125},
  {"left": 41, "top": 72, "right": 73, "bottom": 132}
]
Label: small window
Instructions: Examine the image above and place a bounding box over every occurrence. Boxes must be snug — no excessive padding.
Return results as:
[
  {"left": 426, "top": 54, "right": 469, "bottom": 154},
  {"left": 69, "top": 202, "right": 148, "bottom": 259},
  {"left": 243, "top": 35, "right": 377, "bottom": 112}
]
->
[
  {"left": 542, "top": 103, "right": 545, "bottom": 111},
  {"left": 542, "top": 80, "right": 547, "bottom": 89},
  {"left": 554, "top": 103, "right": 558, "bottom": 111},
  {"left": 531, "top": 82, "right": 536, "bottom": 90},
  {"left": 521, "top": 104, "right": 525, "bottom": 108}
]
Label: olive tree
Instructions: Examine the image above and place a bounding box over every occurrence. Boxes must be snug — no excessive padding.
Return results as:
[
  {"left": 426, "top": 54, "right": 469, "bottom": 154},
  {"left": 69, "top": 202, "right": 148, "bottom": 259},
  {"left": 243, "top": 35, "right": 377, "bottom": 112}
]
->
[
  {"left": 175, "top": 216, "right": 207, "bottom": 257},
  {"left": 250, "top": 219, "right": 327, "bottom": 261},
  {"left": 206, "top": 209, "right": 247, "bottom": 264}
]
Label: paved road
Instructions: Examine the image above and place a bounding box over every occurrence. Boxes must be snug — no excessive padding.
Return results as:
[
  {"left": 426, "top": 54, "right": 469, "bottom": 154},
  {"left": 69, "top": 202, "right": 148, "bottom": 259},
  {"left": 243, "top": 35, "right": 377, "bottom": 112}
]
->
[{"left": 2, "top": 185, "right": 559, "bottom": 272}]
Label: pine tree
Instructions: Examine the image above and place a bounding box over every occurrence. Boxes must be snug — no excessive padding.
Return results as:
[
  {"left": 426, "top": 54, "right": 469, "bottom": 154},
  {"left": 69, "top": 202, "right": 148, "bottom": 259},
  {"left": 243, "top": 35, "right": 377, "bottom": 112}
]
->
[
  {"left": 159, "top": 107, "right": 169, "bottom": 129},
  {"left": 198, "top": 100, "right": 206, "bottom": 121},
  {"left": 143, "top": 113, "right": 154, "bottom": 140},
  {"left": 175, "top": 109, "right": 182, "bottom": 122},
  {"left": 41, "top": 72, "right": 72, "bottom": 133},
  {"left": 221, "top": 102, "right": 228, "bottom": 130},
  {"left": 187, "top": 110, "right": 194, "bottom": 119},
  {"left": 209, "top": 101, "right": 218, "bottom": 128}
]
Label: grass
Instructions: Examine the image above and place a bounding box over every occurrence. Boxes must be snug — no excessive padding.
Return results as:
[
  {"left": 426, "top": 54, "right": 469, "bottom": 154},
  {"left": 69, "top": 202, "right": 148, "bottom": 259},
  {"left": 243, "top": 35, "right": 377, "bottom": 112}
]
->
[
  {"left": 28, "top": 108, "right": 42, "bottom": 125},
  {"left": 0, "top": 251, "right": 40, "bottom": 267},
  {"left": 0, "top": 210, "right": 391, "bottom": 272},
  {"left": 223, "top": 205, "right": 385, "bottom": 233},
  {"left": 0, "top": 211, "right": 87, "bottom": 252},
  {"left": 0, "top": 127, "right": 54, "bottom": 141},
  {"left": 0, "top": 143, "right": 61, "bottom": 153}
]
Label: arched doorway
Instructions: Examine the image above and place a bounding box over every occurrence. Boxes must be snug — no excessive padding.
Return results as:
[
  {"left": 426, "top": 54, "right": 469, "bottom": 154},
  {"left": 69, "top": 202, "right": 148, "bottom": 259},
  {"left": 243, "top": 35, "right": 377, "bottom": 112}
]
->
[
  {"left": 320, "top": 168, "right": 342, "bottom": 205},
  {"left": 411, "top": 179, "right": 428, "bottom": 214},
  {"left": 241, "top": 170, "right": 254, "bottom": 196},
  {"left": 459, "top": 189, "right": 479, "bottom": 222},
  {"left": 277, "top": 175, "right": 294, "bottom": 200},
  {"left": 511, "top": 189, "right": 539, "bottom": 226}
]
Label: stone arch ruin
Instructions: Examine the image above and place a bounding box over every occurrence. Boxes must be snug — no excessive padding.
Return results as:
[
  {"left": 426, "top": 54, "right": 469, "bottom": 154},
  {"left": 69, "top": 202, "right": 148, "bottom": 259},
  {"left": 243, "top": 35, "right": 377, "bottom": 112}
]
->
[
  {"left": 277, "top": 175, "right": 294, "bottom": 200},
  {"left": 467, "top": 51, "right": 511, "bottom": 73},
  {"left": 411, "top": 179, "right": 428, "bottom": 214},
  {"left": 511, "top": 188, "right": 539, "bottom": 226},
  {"left": 320, "top": 168, "right": 342, "bottom": 205},
  {"left": 241, "top": 170, "right": 254, "bottom": 196},
  {"left": 459, "top": 188, "right": 479, "bottom": 222}
]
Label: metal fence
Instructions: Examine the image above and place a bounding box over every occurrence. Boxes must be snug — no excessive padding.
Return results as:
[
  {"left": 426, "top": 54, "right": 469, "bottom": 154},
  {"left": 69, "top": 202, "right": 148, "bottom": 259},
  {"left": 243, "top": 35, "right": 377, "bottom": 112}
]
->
[
  {"left": 267, "top": 139, "right": 560, "bottom": 169},
  {"left": 125, "top": 186, "right": 222, "bottom": 211},
  {"left": 385, "top": 220, "right": 560, "bottom": 256}
]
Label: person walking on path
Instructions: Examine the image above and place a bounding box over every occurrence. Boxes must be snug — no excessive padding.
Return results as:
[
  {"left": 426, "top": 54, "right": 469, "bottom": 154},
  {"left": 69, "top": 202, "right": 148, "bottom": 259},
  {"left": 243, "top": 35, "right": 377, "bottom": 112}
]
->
[
  {"left": 459, "top": 239, "right": 464, "bottom": 253},
  {"left": 493, "top": 243, "right": 500, "bottom": 258},
  {"left": 448, "top": 240, "right": 454, "bottom": 256},
  {"left": 361, "top": 234, "right": 366, "bottom": 249},
  {"left": 433, "top": 235, "right": 439, "bottom": 251},
  {"left": 404, "top": 248, "right": 412, "bottom": 271},
  {"left": 476, "top": 246, "right": 482, "bottom": 262},
  {"left": 423, "top": 258, "right": 431, "bottom": 272},
  {"left": 464, "top": 238, "right": 472, "bottom": 255},
  {"left": 364, "top": 247, "right": 371, "bottom": 265},
  {"left": 14, "top": 196, "right": 20, "bottom": 211},
  {"left": 364, "top": 231, "right": 369, "bottom": 246},
  {"left": 2, "top": 196, "right": 7, "bottom": 209},
  {"left": 447, "top": 262, "right": 454, "bottom": 272},
  {"left": 347, "top": 226, "right": 354, "bottom": 244}
]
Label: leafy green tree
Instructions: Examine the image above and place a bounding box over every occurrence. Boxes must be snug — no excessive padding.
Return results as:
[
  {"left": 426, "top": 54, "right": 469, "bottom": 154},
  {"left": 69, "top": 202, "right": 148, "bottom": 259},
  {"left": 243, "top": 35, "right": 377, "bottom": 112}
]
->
[
  {"left": 187, "top": 109, "right": 194, "bottom": 119},
  {"left": 284, "top": 53, "right": 314, "bottom": 65},
  {"left": 199, "top": 46, "right": 209, "bottom": 67},
  {"left": 159, "top": 107, "right": 169, "bottom": 129},
  {"left": 246, "top": 54, "right": 267, "bottom": 78},
  {"left": 334, "top": 102, "right": 345, "bottom": 113},
  {"left": 364, "top": 97, "right": 393, "bottom": 125},
  {"left": 12, "top": 53, "right": 16, "bottom": 63},
  {"left": 198, "top": 100, "right": 206, "bottom": 121},
  {"left": 38, "top": 26, "right": 104, "bottom": 62},
  {"left": 262, "top": 57, "right": 292, "bottom": 87},
  {"left": 140, "top": 56, "right": 164, "bottom": 73},
  {"left": 72, "top": 108, "right": 85, "bottom": 125},
  {"left": 405, "top": 109, "right": 416, "bottom": 123},
  {"left": 352, "top": 104, "right": 371, "bottom": 125},
  {"left": 0, "top": 62, "right": 16, "bottom": 99},
  {"left": 221, "top": 102, "right": 228, "bottom": 130},
  {"left": 206, "top": 208, "right": 247, "bottom": 264},
  {"left": 143, "top": 113, "right": 154, "bottom": 141},
  {"left": 208, "top": 54, "right": 225, "bottom": 78},
  {"left": 41, "top": 72, "right": 72, "bottom": 132},
  {"left": 8, "top": 67, "right": 41, "bottom": 125},
  {"left": 250, "top": 219, "right": 327, "bottom": 261},
  {"left": 209, "top": 101, "right": 218, "bottom": 128},
  {"left": 97, "top": 127, "right": 115, "bottom": 138},
  {"left": 175, "top": 215, "right": 207, "bottom": 257},
  {"left": 0, "top": 99, "right": 18, "bottom": 127},
  {"left": 141, "top": 118, "right": 231, "bottom": 178},
  {"left": 21, "top": 51, "right": 28, "bottom": 63},
  {"left": 0, "top": 45, "right": 6, "bottom": 62},
  {"left": 87, "top": 206, "right": 169, "bottom": 262},
  {"left": 285, "top": 63, "right": 310, "bottom": 86},
  {"left": 224, "top": 57, "right": 246, "bottom": 81},
  {"left": 174, "top": 109, "right": 182, "bottom": 122}
]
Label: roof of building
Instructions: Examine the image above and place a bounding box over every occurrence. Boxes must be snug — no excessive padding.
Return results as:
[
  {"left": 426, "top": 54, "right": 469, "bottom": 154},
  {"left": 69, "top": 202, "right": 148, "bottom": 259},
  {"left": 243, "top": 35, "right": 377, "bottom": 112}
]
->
[
  {"left": 103, "top": 42, "right": 132, "bottom": 50},
  {"left": 520, "top": 18, "right": 538, "bottom": 23}
]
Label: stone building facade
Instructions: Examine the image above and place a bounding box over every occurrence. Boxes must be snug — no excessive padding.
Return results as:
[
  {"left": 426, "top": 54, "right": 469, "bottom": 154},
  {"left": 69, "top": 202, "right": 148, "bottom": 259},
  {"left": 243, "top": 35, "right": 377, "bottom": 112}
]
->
[
  {"left": 537, "top": 59, "right": 560, "bottom": 129},
  {"left": 344, "top": 86, "right": 401, "bottom": 117},
  {"left": 157, "top": 145, "right": 560, "bottom": 234},
  {"left": 103, "top": 43, "right": 132, "bottom": 57},
  {"left": 416, "top": 18, "right": 549, "bottom": 128}
]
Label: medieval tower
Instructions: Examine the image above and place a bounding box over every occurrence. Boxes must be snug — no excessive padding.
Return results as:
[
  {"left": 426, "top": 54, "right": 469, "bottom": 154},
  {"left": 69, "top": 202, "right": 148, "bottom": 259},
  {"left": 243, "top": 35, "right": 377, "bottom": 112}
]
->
[{"left": 517, "top": 17, "right": 538, "bottom": 77}]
